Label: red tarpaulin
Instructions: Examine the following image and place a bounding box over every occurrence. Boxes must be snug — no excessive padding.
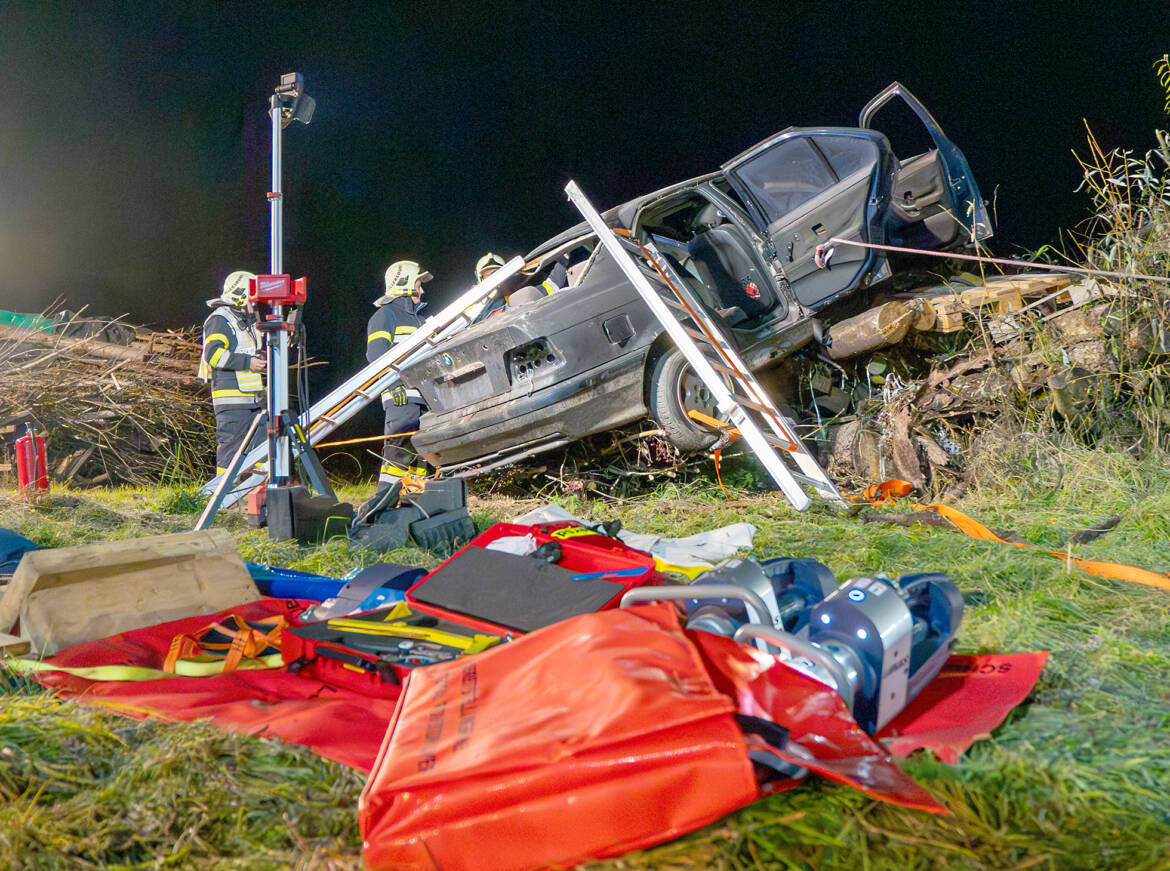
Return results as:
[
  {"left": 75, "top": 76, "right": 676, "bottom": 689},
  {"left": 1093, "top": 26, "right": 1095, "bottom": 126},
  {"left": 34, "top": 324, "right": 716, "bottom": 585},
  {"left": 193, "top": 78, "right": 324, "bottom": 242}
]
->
[
  {"left": 30, "top": 598, "right": 400, "bottom": 772},
  {"left": 877, "top": 652, "right": 1051, "bottom": 762},
  {"left": 31, "top": 599, "right": 1046, "bottom": 780}
]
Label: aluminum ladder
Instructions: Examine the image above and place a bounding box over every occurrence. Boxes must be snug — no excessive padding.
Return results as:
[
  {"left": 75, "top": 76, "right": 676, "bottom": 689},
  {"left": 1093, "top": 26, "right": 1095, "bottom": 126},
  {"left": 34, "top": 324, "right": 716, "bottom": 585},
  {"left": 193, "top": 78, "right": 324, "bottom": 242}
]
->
[{"left": 566, "top": 181, "right": 843, "bottom": 511}]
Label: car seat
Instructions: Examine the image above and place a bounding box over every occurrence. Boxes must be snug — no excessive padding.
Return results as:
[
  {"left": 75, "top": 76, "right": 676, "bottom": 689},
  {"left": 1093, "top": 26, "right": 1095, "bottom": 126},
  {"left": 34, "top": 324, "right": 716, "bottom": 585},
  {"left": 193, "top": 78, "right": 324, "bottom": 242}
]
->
[
  {"left": 506, "top": 286, "right": 546, "bottom": 308},
  {"left": 687, "top": 204, "right": 776, "bottom": 321}
]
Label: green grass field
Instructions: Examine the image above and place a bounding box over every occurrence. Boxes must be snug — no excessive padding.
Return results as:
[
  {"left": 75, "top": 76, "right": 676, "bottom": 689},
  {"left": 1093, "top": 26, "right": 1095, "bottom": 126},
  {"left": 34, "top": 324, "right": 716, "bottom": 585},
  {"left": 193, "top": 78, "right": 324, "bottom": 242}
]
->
[{"left": 1, "top": 446, "right": 1168, "bottom": 870}]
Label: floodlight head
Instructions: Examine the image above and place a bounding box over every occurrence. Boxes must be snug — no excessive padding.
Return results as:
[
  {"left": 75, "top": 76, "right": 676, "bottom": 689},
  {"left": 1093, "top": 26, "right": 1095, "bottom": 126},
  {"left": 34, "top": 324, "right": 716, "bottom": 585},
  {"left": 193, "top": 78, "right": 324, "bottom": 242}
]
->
[{"left": 273, "top": 72, "right": 315, "bottom": 127}]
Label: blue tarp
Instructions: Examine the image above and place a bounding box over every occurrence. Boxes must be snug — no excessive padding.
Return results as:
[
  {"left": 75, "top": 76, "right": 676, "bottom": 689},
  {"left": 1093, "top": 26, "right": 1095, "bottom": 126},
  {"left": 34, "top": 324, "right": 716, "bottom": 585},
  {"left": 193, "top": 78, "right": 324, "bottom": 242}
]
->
[{"left": 0, "top": 528, "right": 39, "bottom": 574}]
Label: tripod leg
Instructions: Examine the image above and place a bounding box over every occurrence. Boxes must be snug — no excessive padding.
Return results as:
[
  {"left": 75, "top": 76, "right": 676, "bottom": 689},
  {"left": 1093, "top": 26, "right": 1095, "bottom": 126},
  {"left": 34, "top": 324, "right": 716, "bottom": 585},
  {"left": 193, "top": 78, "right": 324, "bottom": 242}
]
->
[{"left": 195, "top": 411, "right": 267, "bottom": 531}]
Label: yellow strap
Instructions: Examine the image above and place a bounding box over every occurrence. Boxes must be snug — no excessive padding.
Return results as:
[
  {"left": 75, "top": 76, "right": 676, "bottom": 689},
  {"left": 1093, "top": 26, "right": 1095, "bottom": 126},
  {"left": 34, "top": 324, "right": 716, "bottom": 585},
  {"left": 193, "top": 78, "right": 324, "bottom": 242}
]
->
[
  {"left": 380, "top": 462, "right": 428, "bottom": 477},
  {"left": 539, "top": 279, "right": 558, "bottom": 295},
  {"left": 367, "top": 330, "right": 393, "bottom": 343},
  {"left": 4, "top": 653, "right": 283, "bottom": 681},
  {"left": 393, "top": 325, "right": 417, "bottom": 335},
  {"left": 209, "top": 347, "right": 228, "bottom": 366},
  {"left": 854, "top": 480, "right": 1170, "bottom": 593},
  {"left": 174, "top": 653, "right": 284, "bottom": 676},
  {"left": 204, "top": 332, "right": 230, "bottom": 348}
]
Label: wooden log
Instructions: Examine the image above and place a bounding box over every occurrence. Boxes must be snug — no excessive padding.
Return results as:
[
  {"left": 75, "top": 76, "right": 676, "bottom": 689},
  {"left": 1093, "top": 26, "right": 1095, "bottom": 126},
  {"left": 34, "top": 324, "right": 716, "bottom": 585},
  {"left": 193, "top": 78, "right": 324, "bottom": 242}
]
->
[
  {"left": 0, "top": 323, "right": 148, "bottom": 364},
  {"left": 826, "top": 301, "right": 915, "bottom": 360},
  {"left": 0, "top": 324, "right": 201, "bottom": 377}
]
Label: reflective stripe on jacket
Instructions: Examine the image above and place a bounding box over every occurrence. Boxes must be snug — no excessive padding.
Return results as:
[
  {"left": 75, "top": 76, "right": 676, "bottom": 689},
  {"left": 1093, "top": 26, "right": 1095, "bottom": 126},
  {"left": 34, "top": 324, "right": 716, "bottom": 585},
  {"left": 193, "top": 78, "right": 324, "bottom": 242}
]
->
[
  {"left": 367, "top": 297, "right": 427, "bottom": 402},
  {"left": 201, "top": 305, "right": 264, "bottom": 408}
]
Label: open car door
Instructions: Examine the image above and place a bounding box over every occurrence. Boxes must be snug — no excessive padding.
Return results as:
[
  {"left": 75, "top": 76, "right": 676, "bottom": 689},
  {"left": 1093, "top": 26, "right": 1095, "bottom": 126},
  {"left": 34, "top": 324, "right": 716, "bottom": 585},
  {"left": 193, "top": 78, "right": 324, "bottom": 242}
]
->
[
  {"left": 722, "top": 129, "right": 895, "bottom": 310},
  {"left": 859, "top": 82, "right": 993, "bottom": 249}
]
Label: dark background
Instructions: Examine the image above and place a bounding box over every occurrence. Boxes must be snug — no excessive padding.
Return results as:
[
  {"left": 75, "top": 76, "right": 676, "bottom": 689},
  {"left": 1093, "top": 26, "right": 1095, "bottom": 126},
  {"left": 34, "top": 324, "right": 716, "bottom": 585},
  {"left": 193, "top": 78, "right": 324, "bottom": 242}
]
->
[{"left": 2, "top": 0, "right": 1167, "bottom": 388}]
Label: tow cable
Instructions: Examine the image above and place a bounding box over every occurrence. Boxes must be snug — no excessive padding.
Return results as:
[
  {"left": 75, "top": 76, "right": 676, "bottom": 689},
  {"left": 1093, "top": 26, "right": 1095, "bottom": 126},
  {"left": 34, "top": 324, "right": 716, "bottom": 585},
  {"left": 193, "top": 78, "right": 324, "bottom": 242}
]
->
[{"left": 814, "top": 237, "right": 1170, "bottom": 284}]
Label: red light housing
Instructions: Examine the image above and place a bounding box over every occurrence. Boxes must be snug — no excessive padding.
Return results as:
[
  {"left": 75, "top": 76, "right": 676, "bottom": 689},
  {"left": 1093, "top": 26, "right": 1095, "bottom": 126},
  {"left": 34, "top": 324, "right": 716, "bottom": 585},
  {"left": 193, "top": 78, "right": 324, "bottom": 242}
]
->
[{"left": 248, "top": 274, "right": 307, "bottom": 306}]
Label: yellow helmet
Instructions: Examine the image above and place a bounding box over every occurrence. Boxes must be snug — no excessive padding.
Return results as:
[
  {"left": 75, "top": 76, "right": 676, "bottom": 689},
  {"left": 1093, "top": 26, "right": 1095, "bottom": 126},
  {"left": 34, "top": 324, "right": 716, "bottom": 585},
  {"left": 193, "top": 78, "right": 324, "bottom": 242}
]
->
[
  {"left": 208, "top": 270, "right": 256, "bottom": 307},
  {"left": 376, "top": 260, "right": 433, "bottom": 305},
  {"left": 474, "top": 252, "right": 506, "bottom": 282}
]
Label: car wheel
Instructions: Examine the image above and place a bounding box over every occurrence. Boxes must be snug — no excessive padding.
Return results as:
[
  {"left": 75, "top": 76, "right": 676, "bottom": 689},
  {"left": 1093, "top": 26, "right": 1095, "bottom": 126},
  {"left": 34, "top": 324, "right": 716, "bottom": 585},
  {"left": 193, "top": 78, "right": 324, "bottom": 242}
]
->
[{"left": 647, "top": 348, "right": 725, "bottom": 452}]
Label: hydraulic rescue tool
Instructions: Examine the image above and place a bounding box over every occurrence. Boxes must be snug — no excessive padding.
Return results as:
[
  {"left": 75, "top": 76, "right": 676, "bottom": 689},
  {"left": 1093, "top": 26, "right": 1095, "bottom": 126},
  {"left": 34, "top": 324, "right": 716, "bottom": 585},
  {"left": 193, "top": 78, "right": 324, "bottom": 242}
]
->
[{"left": 622, "top": 559, "right": 964, "bottom": 735}]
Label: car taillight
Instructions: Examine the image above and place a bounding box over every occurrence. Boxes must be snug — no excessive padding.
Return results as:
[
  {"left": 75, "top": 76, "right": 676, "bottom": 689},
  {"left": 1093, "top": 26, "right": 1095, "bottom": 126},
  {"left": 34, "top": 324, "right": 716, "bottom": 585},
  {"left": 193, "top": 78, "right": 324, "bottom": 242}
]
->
[{"left": 507, "top": 340, "right": 559, "bottom": 383}]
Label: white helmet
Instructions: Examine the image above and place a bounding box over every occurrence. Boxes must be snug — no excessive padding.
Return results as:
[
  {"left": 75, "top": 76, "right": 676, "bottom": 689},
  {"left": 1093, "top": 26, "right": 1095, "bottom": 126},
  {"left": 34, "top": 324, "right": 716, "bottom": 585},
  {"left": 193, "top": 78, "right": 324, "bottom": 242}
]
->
[
  {"left": 375, "top": 260, "right": 433, "bottom": 306},
  {"left": 207, "top": 270, "right": 256, "bottom": 308},
  {"left": 474, "top": 252, "right": 506, "bottom": 281}
]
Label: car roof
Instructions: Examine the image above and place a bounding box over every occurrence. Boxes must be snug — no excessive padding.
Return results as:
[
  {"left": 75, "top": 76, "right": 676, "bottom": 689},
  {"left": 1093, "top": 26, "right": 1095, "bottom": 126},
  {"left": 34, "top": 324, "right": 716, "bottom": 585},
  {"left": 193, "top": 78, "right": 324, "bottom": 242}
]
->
[
  {"left": 525, "top": 170, "right": 723, "bottom": 260},
  {"left": 525, "top": 124, "right": 879, "bottom": 260}
]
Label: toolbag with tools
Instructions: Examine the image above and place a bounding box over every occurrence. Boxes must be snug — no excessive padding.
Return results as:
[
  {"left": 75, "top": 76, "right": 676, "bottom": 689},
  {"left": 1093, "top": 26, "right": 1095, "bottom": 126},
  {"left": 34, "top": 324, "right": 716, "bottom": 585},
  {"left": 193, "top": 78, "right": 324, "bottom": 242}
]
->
[
  {"left": 280, "top": 520, "right": 661, "bottom": 698},
  {"left": 358, "top": 601, "right": 950, "bottom": 871}
]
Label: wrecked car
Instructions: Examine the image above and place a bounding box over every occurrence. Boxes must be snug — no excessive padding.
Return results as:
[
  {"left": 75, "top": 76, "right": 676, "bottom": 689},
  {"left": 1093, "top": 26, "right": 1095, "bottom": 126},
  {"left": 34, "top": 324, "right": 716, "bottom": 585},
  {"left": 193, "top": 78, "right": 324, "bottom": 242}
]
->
[{"left": 399, "top": 83, "right": 993, "bottom": 473}]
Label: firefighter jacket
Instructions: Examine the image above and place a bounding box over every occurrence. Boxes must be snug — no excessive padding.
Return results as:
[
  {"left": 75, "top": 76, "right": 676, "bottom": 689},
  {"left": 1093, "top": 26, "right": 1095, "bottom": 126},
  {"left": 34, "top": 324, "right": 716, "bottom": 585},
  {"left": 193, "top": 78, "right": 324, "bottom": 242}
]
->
[
  {"left": 199, "top": 305, "right": 264, "bottom": 409},
  {"left": 537, "top": 261, "right": 569, "bottom": 296},
  {"left": 367, "top": 296, "right": 427, "bottom": 405}
]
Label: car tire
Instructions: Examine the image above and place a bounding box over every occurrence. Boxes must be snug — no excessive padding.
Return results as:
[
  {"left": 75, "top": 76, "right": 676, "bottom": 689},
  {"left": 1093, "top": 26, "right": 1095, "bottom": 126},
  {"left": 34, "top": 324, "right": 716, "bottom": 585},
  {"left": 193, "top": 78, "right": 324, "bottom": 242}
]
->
[{"left": 647, "top": 348, "right": 725, "bottom": 453}]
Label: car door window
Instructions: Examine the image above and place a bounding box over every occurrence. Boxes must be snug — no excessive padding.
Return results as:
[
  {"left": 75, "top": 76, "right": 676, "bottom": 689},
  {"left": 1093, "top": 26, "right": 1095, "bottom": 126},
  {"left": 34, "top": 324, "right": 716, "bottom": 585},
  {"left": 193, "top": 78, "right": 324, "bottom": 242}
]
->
[
  {"left": 734, "top": 136, "right": 836, "bottom": 225},
  {"left": 814, "top": 134, "right": 877, "bottom": 180}
]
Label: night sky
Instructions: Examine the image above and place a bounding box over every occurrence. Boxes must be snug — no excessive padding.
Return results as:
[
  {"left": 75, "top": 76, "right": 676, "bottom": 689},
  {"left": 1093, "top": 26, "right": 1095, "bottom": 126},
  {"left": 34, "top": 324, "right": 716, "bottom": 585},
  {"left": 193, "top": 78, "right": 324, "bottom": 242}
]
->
[{"left": 2, "top": 0, "right": 1167, "bottom": 387}]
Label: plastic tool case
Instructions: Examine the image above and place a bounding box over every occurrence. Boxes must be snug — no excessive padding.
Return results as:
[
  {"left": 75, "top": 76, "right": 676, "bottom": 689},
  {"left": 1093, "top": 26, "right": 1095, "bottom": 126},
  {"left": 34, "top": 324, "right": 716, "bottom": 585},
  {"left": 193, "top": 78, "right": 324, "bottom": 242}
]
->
[{"left": 282, "top": 521, "right": 660, "bottom": 697}]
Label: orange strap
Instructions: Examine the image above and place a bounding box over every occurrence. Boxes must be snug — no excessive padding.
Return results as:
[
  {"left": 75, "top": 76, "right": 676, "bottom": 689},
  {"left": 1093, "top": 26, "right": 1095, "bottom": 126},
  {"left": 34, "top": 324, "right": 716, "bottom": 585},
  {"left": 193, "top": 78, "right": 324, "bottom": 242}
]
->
[
  {"left": 855, "top": 480, "right": 1170, "bottom": 593},
  {"left": 712, "top": 448, "right": 730, "bottom": 501},
  {"left": 164, "top": 615, "right": 287, "bottom": 674}
]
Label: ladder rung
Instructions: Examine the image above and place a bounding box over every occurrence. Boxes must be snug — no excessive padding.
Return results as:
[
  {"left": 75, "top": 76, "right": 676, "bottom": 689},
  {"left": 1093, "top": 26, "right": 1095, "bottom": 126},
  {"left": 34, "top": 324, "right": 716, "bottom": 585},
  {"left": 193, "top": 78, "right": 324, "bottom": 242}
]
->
[
  {"left": 682, "top": 326, "right": 713, "bottom": 345},
  {"left": 710, "top": 360, "right": 735, "bottom": 375},
  {"left": 736, "top": 400, "right": 799, "bottom": 442},
  {"left": 732, "top": 395, "right": 772, "bottom": 416},
  {"left": 788, "top": 470, "right": 837, "bottom": 491}
]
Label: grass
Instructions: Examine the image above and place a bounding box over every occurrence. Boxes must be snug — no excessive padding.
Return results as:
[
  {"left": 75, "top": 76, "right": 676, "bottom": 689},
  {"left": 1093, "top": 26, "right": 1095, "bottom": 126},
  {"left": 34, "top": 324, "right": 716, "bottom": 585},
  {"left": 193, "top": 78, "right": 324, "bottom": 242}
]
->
[{"left": 1, "top": 448, "right": 1169, "bottom": 870}]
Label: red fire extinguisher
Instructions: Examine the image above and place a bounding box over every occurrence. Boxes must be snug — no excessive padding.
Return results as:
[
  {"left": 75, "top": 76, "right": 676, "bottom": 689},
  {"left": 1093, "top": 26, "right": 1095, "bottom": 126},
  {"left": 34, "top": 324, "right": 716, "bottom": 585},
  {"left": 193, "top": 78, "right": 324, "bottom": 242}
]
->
[{"left": 15, "top": 425, "right": 49, "bottom": 496}]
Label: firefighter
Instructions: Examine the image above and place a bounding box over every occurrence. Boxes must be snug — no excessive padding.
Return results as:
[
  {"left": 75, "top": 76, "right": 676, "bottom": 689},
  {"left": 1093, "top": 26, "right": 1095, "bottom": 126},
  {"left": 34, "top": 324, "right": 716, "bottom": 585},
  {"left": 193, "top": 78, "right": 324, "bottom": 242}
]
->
[
  {"left": 199, "top": 271, "right": 266, "bottom": 474},
  {"left": 476, "top": 251, "right": 568, "bottom": 300},
  {"left": 474, "top": 252, "right": 506, "bottom": 283},
  {"left": 367, "top": 260, "right": 431, "bottom": 494}
]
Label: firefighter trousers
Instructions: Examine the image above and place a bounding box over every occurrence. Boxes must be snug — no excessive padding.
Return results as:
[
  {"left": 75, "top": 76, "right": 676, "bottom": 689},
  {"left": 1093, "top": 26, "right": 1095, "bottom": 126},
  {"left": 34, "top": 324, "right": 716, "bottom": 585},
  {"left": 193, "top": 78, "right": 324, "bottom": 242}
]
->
[
  {"left": 380, "top": 399, "right": 426, "bottom": 484},
  {"left": 214, "top": 404, "right": 265, "bottom": 474}
]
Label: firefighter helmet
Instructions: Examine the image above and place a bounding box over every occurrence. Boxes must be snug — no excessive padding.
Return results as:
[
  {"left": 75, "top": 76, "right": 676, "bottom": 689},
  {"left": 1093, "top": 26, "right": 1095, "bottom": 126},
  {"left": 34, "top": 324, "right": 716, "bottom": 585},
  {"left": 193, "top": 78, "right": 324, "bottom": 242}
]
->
[
  {"left": 207, "top": 270, "right": 256, "bottom": 308},
  {"left": 376, "top": 260, "right": 433, "bottom": 306},
  {"left": 474, "top": 252, "right": 506, "bottom": 281}
]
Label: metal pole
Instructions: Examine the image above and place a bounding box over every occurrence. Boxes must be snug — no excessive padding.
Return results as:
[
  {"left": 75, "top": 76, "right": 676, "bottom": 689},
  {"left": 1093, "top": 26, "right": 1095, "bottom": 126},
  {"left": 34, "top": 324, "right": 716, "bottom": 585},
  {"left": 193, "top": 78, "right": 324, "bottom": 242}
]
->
[
  {"left": 270, "top": 98, "right": 282, "bottom": 274},
  {"left": 267, "top": 97, "right": 291, "bottom": 484}
]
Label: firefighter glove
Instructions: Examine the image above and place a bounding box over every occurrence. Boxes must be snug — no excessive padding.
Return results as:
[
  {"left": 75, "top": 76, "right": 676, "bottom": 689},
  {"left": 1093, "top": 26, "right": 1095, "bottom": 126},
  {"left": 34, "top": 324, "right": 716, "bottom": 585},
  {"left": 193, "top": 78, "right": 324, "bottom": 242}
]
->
[{"left": 391, "top": 385, "right": 409, "bottom": 407}]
